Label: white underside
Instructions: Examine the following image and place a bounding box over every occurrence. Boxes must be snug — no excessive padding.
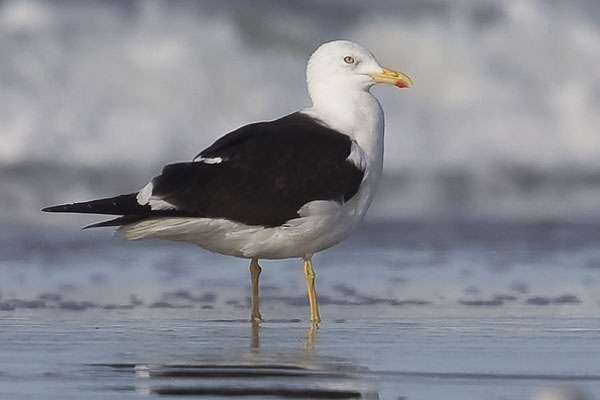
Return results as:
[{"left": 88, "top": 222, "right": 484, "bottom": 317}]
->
[{"left": 118, "top": 170, "right": 377, "bottom": 259}]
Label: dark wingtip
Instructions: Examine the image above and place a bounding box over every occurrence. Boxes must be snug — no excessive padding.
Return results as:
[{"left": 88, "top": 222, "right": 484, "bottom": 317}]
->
[
  {"left": 40, "top": 194, "right": 146, "bottom": 216},
  {"left": 41, "top": 204, "right": 79, "bottom": 213},
  {"left": 83, "top": 215, "right": 145, "bottom": 229},
  {"left": 41, "top": 205, "right": 64, "bottom": 213}
]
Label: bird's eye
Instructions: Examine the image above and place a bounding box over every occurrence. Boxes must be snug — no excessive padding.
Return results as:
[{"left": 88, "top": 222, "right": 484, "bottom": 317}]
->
[{"left": 343, "top": 56, "right": 355, "bottom": 64}]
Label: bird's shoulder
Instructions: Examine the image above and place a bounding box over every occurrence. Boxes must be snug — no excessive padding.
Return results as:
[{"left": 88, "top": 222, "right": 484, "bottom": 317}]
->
[{"left": 193, "top": 112, "right": 354, "bottom": 163}]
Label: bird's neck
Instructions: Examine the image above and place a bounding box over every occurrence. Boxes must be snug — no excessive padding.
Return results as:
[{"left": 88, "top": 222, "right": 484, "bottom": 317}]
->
[{"left": 304, "top": 89, "right": 385, "bottom": 164}]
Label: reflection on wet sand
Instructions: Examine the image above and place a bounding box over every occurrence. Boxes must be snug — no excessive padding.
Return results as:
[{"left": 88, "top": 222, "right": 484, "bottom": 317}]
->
[
  {"left": 100, "top": 322, "right": 379, "bottom": 399},
  {"left": 304, "top": 323, "right": 317, "bottom": 353},
  {"left": 251, "top": 321, "right": 317, "bottom": 352},
  {"left": 250, "top": 321, "right": 260, "bottom": 349}
]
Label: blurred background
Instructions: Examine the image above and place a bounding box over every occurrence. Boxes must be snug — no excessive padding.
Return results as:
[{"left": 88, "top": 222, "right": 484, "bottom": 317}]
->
[
  {"left": 1, "top": 0, "right": 599, "bottom": 226},
  {"left": 2, "top": 5, "right": 599, "bottom": 398}
]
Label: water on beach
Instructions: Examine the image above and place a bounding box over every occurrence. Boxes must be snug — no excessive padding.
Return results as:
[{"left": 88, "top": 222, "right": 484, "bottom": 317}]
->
[{"left": 1, "top": 222, "right": 599, "bottom": 399}]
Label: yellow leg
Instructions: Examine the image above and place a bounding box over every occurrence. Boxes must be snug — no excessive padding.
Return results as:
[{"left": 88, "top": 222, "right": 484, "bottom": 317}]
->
[
  {"left": 249, "top": 258, "right": 263, "bottom": 322},
  {"left": 303, "top": 256, "right": 321, "bottom": 324}
]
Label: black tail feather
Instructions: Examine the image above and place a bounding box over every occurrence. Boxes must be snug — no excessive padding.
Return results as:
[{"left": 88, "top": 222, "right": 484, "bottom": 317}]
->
[
  {"left": 42, "top": 193, "right": 151, "bottom": 216},
  {"left": 83, "top": 215, "right": 148, "bottom": 229}
]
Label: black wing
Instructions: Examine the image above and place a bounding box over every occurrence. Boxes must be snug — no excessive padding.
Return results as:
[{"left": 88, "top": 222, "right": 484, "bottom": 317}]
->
[
  {"left": 43, "top": 112, "right": 365, "bottom": 228},
  {"left": 151, "top": 112, "right": 365, "bottom": 227}
]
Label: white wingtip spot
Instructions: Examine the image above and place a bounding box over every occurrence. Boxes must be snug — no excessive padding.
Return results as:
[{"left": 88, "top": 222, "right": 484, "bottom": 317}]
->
[
  {"left": 136, "top": 181, "right": 177, "bottom": 210},
  {"left": 193, "top": 156, "right": 223, "bottom": 164},
  {"left": 136, "top": 182, "right": 153, "bottom": 205},
  {"left": 148, "top": 199, "right": 177, "bottom": 210}
]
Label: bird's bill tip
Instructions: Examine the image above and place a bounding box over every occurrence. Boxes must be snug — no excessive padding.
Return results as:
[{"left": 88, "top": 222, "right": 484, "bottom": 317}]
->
[{"left": 367, "top": 67, "right": 413, "bottom": 88}]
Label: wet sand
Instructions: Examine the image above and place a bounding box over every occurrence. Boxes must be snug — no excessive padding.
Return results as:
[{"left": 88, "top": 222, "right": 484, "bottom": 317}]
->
[{"left": 1, "top": 222, "right": 599, "bottom": 399}]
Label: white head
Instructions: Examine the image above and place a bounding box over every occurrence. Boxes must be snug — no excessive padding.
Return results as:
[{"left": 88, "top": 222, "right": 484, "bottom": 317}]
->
[{"left": 306, "top": 40, "right": 412, "bottom": 107}]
